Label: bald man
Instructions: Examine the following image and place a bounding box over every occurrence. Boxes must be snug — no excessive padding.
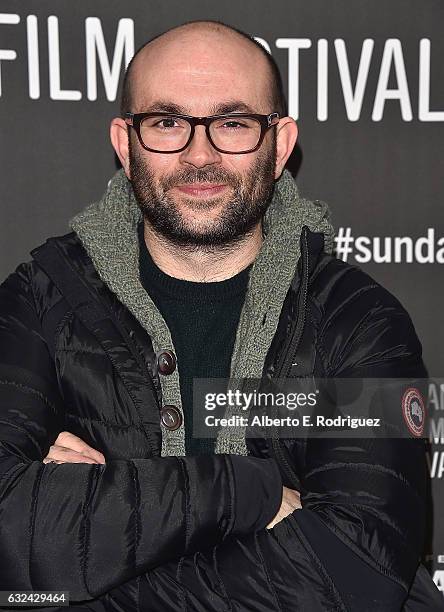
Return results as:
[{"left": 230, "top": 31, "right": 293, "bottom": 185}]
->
[{"left": 0, "top": 19, "right": 440, "bottom": 612}]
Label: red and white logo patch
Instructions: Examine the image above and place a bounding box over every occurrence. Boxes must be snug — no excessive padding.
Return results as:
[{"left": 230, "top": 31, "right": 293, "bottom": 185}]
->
[{"left": 402, "top": 387, "right": 425, "bottom": 437}]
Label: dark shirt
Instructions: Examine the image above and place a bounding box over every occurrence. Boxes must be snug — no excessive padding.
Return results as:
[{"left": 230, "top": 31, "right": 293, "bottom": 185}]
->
[{"left": 138, "top": 222, "right": 252, "bottom": 455}]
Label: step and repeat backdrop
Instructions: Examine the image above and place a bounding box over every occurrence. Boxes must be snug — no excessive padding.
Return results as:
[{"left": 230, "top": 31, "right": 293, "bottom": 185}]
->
[{"left": 1, "top": 0, "right": 443, "bottom": 595}]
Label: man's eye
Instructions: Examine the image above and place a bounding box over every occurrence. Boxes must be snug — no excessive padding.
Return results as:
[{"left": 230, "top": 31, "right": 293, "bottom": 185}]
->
[
  {"left": 155, "top": 118, "right": 179, "bottom": 129},
  {"left": 220, "top": 121, "right": 247, "bottom": 129}
]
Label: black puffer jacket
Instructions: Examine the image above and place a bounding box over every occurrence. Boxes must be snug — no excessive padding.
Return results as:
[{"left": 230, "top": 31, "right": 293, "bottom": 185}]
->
[
  {"left": 0, "top": 171, "right": 441, "bottom": 610},
  {"left": 0, "top": 164, "right": 436, "bottom": 612}
]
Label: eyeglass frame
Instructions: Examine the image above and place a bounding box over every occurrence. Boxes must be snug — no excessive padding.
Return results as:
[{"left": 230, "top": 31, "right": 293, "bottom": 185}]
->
[{"left": 122, "top": 111, "right": 280, "bottom": 154}]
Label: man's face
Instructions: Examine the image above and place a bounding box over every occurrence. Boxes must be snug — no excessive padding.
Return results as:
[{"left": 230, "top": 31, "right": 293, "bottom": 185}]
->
[
  {"left": 127, "top": 30, "right": 278, "bottom": 248},
  {"left": 129, "top": 133, "right": 276, "bottom": 247}
]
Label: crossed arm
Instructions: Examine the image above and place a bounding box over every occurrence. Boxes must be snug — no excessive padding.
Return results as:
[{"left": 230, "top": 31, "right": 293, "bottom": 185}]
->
[{"left": 43, "top": 431, "right": 302, "bottom": 530}]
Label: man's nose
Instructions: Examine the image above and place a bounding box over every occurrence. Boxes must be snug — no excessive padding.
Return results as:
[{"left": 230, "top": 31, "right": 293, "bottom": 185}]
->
[{"left": 179, "top": 125, "right": 222, "bottom": 168}]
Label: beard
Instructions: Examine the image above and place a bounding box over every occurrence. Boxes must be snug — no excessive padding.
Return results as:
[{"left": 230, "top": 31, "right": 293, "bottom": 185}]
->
[{"left": 128, "top": 135, "right": 277, "bottom": 250}]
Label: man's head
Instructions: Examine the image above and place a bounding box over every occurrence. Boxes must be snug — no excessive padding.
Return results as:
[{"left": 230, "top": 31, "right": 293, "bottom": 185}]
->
[{"left": 111, "top": 20, "right": 298, "bottom": 250}]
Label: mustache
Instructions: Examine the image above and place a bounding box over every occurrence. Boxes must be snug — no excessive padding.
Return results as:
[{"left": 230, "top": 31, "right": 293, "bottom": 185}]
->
[{"left": 160, "top": 167, "right": 240, "bottom": 190}]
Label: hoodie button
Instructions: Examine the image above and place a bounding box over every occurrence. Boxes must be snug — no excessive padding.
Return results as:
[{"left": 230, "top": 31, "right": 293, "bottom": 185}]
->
[
  {"left": 157, "top": 350, "right": 176, "bottom": 375},
  {"left": 160, "top": 405, "right": 182, "bottom": 430}
]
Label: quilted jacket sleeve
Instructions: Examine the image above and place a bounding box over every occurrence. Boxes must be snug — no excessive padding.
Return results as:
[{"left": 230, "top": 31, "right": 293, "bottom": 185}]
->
[
  {"left": 297, "top": 264, "right": 429, "bottom": 607},
  {"left": 0, "top": 263, "right": 282, "bottom": 601}
]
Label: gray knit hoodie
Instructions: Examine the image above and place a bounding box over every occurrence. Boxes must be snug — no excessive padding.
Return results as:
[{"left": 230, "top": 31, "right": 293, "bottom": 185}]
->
[{"left": 70, "top": 168, "right": 335, "bottom": 457}]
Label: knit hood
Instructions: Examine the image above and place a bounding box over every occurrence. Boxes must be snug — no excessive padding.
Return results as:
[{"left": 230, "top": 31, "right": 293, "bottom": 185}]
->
[{"left": 70, "top": 168, "right": 334, "bottom": 456}]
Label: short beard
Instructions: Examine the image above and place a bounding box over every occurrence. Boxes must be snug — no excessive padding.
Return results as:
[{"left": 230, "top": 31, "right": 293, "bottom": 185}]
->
[{"left": 128, "top": 135, "right": 277, "bottom": 251}]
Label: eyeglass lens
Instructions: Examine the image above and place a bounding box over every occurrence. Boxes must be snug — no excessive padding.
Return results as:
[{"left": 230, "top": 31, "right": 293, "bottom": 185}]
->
[{"left": 139, "top": 115, "right": 262, "bottom": 152}]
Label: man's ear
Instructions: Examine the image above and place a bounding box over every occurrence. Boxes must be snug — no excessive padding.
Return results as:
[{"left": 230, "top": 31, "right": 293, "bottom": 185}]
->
[
  {"left": 110, "top": 118, "right": 131, "bottom": 179},
  {"left": 274, "top": 117, "right": 298, "bottom": 179}
]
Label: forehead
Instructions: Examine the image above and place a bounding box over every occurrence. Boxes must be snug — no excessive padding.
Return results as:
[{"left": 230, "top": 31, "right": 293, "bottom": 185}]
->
[{"left": 130, "top": 30, "right": 271, "bottom": 114}]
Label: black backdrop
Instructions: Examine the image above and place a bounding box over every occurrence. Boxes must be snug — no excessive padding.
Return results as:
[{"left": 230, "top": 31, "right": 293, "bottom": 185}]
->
[{"left": 1, "top": 0, "right": 443, "bottom": 595}]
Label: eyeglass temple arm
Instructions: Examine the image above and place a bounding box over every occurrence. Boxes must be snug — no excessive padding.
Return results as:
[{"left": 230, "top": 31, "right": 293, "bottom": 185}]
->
[
  {"left": 123, "top": 113, "right": 134, "bottom": 126},
  {"left": 268, "top": 112, "right": 280, "bottom": 126}
]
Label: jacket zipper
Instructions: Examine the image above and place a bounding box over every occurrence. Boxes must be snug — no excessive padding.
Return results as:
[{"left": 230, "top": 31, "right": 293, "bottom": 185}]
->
[
  {"left": 277, "top": 225, "right": 310, "bottom": 378},
  {"left": 270, "top": 226, "right": 310, "bottom": 489}
]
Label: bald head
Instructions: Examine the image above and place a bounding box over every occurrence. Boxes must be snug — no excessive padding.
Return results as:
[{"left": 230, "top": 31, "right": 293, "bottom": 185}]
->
[{"left": 120, "top": 20, "right": 286, "bottom": 118}]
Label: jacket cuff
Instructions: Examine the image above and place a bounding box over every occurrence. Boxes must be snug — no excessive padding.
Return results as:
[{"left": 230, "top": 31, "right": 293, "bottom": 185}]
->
[{"left": 229, "top": 456, "right": 282, "bottom": 535}]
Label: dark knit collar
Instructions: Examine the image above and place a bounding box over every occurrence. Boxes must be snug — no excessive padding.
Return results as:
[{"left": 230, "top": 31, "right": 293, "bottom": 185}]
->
[{"left": 137, "top": 222, "right": 252, "bottom": 304}]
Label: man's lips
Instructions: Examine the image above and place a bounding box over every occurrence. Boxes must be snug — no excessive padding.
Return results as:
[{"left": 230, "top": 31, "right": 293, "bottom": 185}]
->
[{"left": 174, "top": 183, "right": 227, "bottom": 197}]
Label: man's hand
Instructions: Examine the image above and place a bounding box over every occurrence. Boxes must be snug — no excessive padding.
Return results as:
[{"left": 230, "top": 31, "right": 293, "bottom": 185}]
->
[
  {"left": 43, "top": 431, "right": 106, "bottom": 464},
  {"left": 266, "top": 486, "right": 301, "bottom": 529}
]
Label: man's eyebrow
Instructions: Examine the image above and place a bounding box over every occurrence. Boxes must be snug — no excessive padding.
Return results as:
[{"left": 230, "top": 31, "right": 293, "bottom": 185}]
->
[
  {"left": 141, "top": 101, "right": 186, "bottom": 114},
  {"left": 210, "top": 101, "right": 257, "bottom": 115},
  {"left": 139, "top": 100, "right": 258, "bottom": 115}
]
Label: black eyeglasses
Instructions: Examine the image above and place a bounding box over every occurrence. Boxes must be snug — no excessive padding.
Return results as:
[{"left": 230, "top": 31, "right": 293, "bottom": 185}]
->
[{"left": 123, "top": 111, "right": 280, "bottom": 154}]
